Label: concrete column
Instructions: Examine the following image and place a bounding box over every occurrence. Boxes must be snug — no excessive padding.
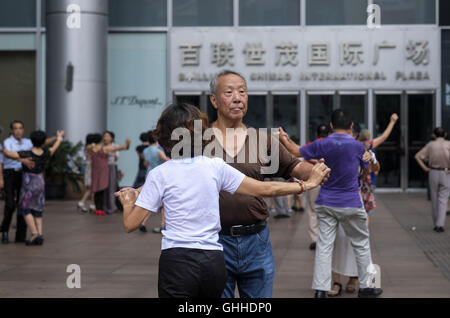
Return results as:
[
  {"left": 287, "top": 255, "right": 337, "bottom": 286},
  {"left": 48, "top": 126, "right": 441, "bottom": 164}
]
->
[{"left": 46, "top": 0, "right": 108, "bottom": 144}]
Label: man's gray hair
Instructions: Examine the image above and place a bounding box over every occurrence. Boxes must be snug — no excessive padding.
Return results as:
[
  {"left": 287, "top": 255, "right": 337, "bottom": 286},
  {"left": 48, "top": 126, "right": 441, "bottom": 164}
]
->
[
  {"left": 209, "top": 70, "right": 247, "bottom": 96},
  {"left": 359, "top": 129, "right": 371, "bottom": 142}
]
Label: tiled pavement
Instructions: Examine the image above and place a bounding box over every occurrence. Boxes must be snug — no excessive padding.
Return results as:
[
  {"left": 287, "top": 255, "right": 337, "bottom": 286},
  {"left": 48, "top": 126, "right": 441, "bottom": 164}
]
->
[{"left": 0, "top": 193, "right": 449, "bottom": 298}]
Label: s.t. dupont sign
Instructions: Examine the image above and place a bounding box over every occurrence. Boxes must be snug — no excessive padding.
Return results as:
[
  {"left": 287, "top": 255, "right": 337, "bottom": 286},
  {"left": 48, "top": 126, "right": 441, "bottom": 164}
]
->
[{"left": 170, "top": 26, "right": 438, "bottom": 91}]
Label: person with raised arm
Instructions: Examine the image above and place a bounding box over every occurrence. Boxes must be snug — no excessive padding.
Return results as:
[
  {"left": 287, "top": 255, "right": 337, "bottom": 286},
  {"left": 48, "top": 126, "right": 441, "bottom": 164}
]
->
[
  {"left": 3, "top": 130, "right": 65, "bottom": 245},
  {"left": 87, "top": 133, "right": 131, "bottom": 216}
]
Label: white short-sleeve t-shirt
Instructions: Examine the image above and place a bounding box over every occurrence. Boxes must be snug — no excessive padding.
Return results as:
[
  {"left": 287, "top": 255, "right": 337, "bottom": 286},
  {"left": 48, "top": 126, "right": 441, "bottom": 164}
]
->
[{"left": 135, "top": 156, "right": 245, "bottom": 251}]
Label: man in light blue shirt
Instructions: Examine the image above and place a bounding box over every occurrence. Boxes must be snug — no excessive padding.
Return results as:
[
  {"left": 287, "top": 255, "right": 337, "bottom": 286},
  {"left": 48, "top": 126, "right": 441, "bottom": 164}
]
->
[{"left": 1, "top": 120, "right": 33, "bottom": 244}]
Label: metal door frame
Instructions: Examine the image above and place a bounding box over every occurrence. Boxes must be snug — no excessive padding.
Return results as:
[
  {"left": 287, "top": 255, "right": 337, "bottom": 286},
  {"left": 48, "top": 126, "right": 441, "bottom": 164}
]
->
[
  {"left": 271, "top": 91, "right": 301, "bottom": 142},
  {"left": 404, "top": 90, "right": 436, "bottom": 191},
  {"left": 338, "top": 90, "right": 369, "bottom": 130},
  {"left": 373, "top": 90, "right": 436, "bottom": 192},
  {"left": 373, "top": 91, "right": 403, "bottom": 191},
  {"left": 305, "top": 90, "right": 335, "bottom": 142}
]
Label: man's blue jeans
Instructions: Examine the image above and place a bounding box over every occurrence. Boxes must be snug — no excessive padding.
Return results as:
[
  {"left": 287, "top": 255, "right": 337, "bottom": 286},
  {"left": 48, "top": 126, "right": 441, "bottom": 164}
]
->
[{"left": 219, "top": 225, "right": 275, "bottom": 298}]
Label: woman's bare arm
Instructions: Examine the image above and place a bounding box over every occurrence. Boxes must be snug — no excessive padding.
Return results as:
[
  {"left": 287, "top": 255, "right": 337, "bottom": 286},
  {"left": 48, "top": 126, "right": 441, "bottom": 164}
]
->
[
  {"left": 236, "top": 163, "right": 330, "bottom": 197},
  {"left": 43, "top": 136, "right": 57, "bottom": 147},
  {"left": 104, "top": 139, "right": 131, "bottom": 153},
  {"left": 49, "top": 130, "right": 65, "bottom": 156},
  {"left": 158, "top": 150, "right": 169, "bottom": 162},
  {"left": 373, "top": 113, "right": 399, "bottom": 149},
  {"left": 116, "top": 188, "right": 150, "bottom": 233}
]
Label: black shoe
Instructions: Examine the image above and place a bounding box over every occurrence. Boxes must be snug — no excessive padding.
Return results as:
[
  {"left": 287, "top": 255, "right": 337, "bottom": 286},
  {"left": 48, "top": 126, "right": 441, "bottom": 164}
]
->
[
  {"left": 1, "top": 232, "right": 8, "bottom": 244},
  {"left": 298, "top": 207, "right": 305, "bottom": 212},
  {"left": 37, "top": 235, "right": 44, "bottom": 245},
  {"left": 309, "top": 242, "right": 316, "bottom": 250},
  {"left": 433, "top": 226, "right": 438, "bottom": 232},
  {"left": 25, "top": 235, "right": 41, "bottom": 246},
  {"left": 436, "top": 227, "right": 445, "bottom": 233},
  {"left": 314, "top": 290, "right": 327, "bottom": 298},
  {"left": 358, "top": 288, "right": 383, "bottom": 298},
  {"left": 139, "top": 225, "right": 147, "bottom": 233}
]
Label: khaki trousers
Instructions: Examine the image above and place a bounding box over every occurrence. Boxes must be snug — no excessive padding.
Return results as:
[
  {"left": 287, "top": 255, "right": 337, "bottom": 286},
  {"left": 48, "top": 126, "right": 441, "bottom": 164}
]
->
[
  {"left": 305, "top": 187, "right": 320, "bottom": 243},
  {"left": 312, "top": 205, "right": 373, "bottom": 291},
  {"left": 429, "top": 170, "right": 450, "bottom": 228}
]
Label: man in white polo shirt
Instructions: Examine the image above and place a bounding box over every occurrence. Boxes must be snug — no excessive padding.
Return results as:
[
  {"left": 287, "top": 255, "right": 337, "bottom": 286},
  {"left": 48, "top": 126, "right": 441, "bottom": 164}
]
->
[{"left": 1, "top": 120, "right": 33, "bottom": 244}]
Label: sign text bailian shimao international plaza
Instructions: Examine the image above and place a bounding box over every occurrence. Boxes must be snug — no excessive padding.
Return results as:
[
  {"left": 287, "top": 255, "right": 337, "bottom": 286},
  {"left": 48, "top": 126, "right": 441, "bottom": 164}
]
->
[{"left": 170, "top": 27, "right": 438, "bottom": 91}]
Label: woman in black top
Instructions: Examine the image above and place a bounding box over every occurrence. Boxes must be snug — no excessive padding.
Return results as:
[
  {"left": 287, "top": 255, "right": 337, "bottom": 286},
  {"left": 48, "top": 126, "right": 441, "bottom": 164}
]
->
[
  {"left": 3, "top": 130, "right": 64, "bottom": 245},
  {"left": 133, "top": 131, "right": 150, "bottom": 188}
]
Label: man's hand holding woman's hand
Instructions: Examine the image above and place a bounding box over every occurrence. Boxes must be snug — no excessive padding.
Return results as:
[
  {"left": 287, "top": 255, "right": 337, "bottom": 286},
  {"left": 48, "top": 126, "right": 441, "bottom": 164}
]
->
[
  {"left": 363, "top": 151, "right": 372, "bottom": 162},
  {"left": 305, "top": 160, "right": 331, "bottom": 189},
  {"left": 277, "top": 127, "right": 291, "bottom": 145},
  {"left": 114, "top": 187, "right": 139, "bottom": 208},
  {"left": 317, "top": 158, "right": 330, "bottom": 185}
]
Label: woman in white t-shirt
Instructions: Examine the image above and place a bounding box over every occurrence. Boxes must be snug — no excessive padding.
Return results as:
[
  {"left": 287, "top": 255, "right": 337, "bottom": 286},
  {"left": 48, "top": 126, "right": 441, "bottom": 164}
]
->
[{"left": 116, "top": 103, "right": 330, "bottom": 298}]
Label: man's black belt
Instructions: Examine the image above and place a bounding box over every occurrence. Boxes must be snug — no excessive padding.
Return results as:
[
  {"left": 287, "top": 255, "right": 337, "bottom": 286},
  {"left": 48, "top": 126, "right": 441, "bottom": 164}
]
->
[
  {"left": 219, "top": 220, "right": 267, "bottom": 237},
  {"left": 431, "top": 167, "right": 449, "bottom": 171},
  {"left": 3, "top": 168, "right": 22, "bottom": 172}
]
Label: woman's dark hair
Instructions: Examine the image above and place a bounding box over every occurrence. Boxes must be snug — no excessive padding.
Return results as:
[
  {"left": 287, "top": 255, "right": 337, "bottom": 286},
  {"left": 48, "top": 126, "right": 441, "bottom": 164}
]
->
[
  {"left": 153, "top": 103, "right": 210, "bottom": 159},
  {"left": 103, "top": 130, "right": 115, "bottom": 141},
  {"left": 147, "top": 130, "right": 156, "bottom": 144},
  {"left": 331, "top": 109, "right": 353, "bottom": 130},
  {"left": 316, "top": 124, "right": 330, "bottom": 138},
  {"left": 30, "top": 130, "right": 47, "bottom": 147},
  {"left": 91, "top": 133, "right": 103, "bottom": 144},
  {"left": 85, "top": 133, "right": 95, "bottom": 145},
  {"left": 139, "top": 132, "right": 149, "bottom": 143}
]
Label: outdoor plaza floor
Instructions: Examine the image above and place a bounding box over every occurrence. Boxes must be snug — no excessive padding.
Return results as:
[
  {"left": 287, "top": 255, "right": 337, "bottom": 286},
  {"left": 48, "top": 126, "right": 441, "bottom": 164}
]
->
[{"left": 0, "top": 193, "right": 449, "bottom": 298}]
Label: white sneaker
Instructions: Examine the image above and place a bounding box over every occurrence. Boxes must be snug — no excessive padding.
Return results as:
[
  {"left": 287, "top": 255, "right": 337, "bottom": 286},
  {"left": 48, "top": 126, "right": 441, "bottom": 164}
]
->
[{"left": 77, "top": 201, "right": 88, "bottom": 212}]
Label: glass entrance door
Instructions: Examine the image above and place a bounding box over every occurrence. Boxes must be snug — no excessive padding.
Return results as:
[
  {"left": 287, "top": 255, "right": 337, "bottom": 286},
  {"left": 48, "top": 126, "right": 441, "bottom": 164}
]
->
[
  {"left": 175, "top": 93, "right": 201, "bottom": 108},
  {"left": 339, "top": 93, "right": 367, "bottom": 130},
  {"left": 273, "top": 94, "right": 299, "bottom": 143},
  {"left": 307, "top": 92, "right": 334, "bottom": 142},
  {"left": 407, "top": 93, "right": 434, "bottom": 188},
  {"left": 374, "top": 92, "right": 434, "bottom": 190},
  {"left": 245, "top": 94, "right": 267, "bottom": 129},
  {"left": 374, "top": 94, "right": 402, "bottom": 188}
]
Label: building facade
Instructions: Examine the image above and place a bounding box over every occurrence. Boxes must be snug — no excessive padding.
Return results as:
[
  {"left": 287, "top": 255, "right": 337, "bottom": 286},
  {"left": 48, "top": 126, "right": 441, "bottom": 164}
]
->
[{"left": 0, "top": 0, "right": 448, "bottom": 190}]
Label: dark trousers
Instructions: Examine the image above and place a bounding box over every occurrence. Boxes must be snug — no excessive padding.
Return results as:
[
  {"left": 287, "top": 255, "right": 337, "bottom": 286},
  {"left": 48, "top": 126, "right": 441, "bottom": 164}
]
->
[
  {"left": 158, "top": 248, "right": 227, "bottom": 298},
  {"left": 1, "top": 169, "right": 27, "bottom": 241},
  {"left": 94, "top": 189, "right": 108, "bottom": 211}
]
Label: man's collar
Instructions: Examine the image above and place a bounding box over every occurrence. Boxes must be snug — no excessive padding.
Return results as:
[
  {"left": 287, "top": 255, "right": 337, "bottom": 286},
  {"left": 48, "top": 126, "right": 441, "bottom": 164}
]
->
[
  {"left": 330, "top": 132, "right": 353, "bottom": 138},
  {"left": 12, "top": 136, "right": 23, "bottom": 144}
]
